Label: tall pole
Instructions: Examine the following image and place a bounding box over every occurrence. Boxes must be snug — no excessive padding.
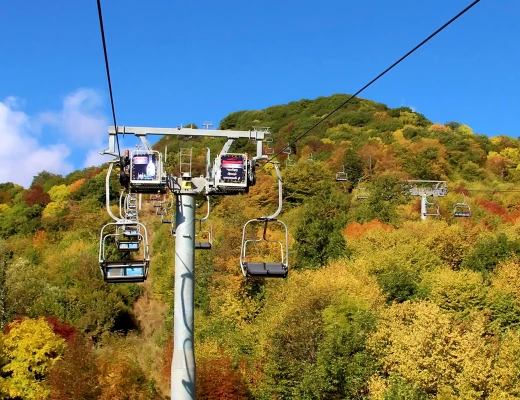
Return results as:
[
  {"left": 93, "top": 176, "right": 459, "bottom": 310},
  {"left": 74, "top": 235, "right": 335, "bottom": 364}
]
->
[
  {"left": 172, "top": 193, "right": 196, "bottom": 399},
  {"left": 421, "top": 194, "right": 427, "bottom": 221}
]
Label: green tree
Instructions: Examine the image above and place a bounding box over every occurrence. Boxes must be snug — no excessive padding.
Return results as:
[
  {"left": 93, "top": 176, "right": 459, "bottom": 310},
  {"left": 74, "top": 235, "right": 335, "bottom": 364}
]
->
[
  {"left": 298, "top": 298, "right": 378, "bottom": 399},
  {"left": 462, "top": 233, "right": 520, "bottom": 276},
  {"left": 294, "top": 186, "right": 349, "bottom": 269},
  {"left": 342, "top": 147, "right": 364, "bottom": 184},
  {"left": 353, "top": 175, "right": 407, "bottom": 225},
  {"left": 282, "top": 161, "right": 330, "bottom": 205},
  {"left": 31, "top": 171, "right": 65, "bottom": 192},
  {"left": 0, "top": 240, "right": 10, "bottom": 330}
]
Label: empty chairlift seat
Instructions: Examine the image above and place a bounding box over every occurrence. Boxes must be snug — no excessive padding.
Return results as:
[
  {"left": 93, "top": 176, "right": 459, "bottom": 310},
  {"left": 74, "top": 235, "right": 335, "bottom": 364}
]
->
[
  {"left": 336, "top": 172, "right": 348, "bottom": 182},
  {"left": 453, "top": 203, "right": 471, "bottom": 217},
  {"left": 240, "top": 163, "right": 289, "bottom": 279},
  {"left": 102, "top": 261, "right": 148, "bottom": 283},
  {"left": 99, "top": 221, "right": 150, "bottom": 283},
  {"left": 243, "top": 262, "right": 287, "bottom": 278},
  {"left": 194, "top": 197, "right": 212, "bottom": 250},
  {"left": 117, "top": 239, "right": 140, "bottom": 251},
  {"left": 240, "top": 217, "right": 289, "bottom": 279},
  {"left": 423, "top": 198, "right": 440, "bottom": 217},
  {"left": 195, "top": 241, "right": 212, "bottom": 250}
]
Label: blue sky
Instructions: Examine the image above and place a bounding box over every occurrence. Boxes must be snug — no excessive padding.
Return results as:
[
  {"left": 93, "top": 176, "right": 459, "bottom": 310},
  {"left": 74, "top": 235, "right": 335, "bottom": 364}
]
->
[{"left": 1, "top": 0, "right": 518, "bottom": 187}]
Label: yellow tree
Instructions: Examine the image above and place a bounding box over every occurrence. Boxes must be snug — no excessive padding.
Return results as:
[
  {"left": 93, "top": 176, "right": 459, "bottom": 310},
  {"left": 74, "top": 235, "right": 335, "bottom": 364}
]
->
[
  {"left": 47, "top": 184, "right": 70, "bottom": 202},
  {"left": 368, "top": 301, "right": 496, "bottom": 398},
  {"left": 1, "top": 317, "right": 65, "bottom": 400}
]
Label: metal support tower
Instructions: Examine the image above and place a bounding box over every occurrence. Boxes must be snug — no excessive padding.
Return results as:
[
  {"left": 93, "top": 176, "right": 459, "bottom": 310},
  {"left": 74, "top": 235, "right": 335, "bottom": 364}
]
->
[
  {"left": 101, "top": 124, "right": 270, "bottom": 400},
  {"left": 172, "top": 192, "right": 196, "bottom": 398},
  {"left": 405, "top": 180, "right": 447, "bottom": 220},
  {"left": 420, "top": 194, "right": 428, "bottom": 221}
]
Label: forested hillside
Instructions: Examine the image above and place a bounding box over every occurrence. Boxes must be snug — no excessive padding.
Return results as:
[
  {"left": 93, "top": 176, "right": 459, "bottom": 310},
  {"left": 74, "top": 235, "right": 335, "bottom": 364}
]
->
[{"left": 2, "top": 93, "right": 520, "bottom": 399}]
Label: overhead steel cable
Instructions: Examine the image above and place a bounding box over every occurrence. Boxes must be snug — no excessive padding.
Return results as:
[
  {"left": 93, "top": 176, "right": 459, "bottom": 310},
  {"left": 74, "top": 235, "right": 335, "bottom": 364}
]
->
[
  {"left": 96, "top": 0, "right": 121, "bottom": 157},
  {"left": 263, "top": 0, "right": 481, "bottom": 166}
]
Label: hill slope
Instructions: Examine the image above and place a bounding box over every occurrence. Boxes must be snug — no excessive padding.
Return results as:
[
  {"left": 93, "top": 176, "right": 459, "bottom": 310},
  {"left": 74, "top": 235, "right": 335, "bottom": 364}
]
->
[{"left": 2, "top": 94, "right": 520, "bottom": 398}]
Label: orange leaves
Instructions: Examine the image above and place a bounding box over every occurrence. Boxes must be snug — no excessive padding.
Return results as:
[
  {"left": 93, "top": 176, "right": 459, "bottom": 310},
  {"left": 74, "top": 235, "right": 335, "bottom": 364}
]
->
[
  {"left": 68, "top": 178, "right": 85, "bottom": 193},
  {"left": 32, "top": 230, "right": 47, "bottom": 248},
  {"left": 373, "top": 111, "right": 390, "bottom": 121},
  {"left": 428, "top": 123, "right": 452, "bottom": 134},
  {"left": 476, "top": 199, "right": 515, "bottom": 222},
  {"left": 344, "top": 220, "right": 394, "bottom": 238},
  {"left": 197, "top": 354, "right": 248, "bottom": 399},
  {"left": 97, "top": 347, "right": 156, "bottom": 400}
]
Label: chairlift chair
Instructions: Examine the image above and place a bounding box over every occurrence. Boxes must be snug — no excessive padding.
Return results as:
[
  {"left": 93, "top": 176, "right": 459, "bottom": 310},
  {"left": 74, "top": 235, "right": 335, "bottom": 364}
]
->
[
  {"left": 286, "top": 156, "right": 295, "bottom": 168},
  {"left": 101, "top": 161, "right": 150, "bottom": 283},
  {"left": 335, "top": 166, "right": 348, "bottom": 182},
  {"left": 125, "top": 210, "right": 139, "bottom": 220},
  {"left": 264, "top": 137, "right": 275, "bottom": 155},
  {"left": 354, "top": 178, "right": 369, "bottom": 199},
  {"left": 453, "top": 195, "right": 471, "bottom": 217},
  {"left": 99, "top": 221, "right": 150, "bottom": 283},
  {"left": 195, "top": 196, "right": 213, "bottom": 250},
  {"left": 161, "top": 193, "right": 175, "bottom": 225},
  {"left": 152, "top": 194, "right": 165, "bottom": 208},
  {"left": 424, "top": 198, "right": 440, "bottom": 217},
  {"left": 240, "top": 163, "right": 289, "bottom": 278}
]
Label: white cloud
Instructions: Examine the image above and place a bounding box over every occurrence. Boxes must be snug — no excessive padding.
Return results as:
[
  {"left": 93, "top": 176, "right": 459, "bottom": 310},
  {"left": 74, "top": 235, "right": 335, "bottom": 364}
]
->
[
  {"left": 0, "top": 88, "right": 110, "bottom": 188},
  {"left": 83, "top": 149, "right": 113, "bottom": 168},
  {"left": 0, "top": 99, "right": 73, "bottom": 188},
  {"left": 38, "top": 88, "right": 108, "bottom": 148}
]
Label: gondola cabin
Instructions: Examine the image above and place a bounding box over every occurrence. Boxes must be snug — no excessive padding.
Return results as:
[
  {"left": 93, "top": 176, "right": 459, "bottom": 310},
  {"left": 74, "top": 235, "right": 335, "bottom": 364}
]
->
[
  {"left": 214, "top": 153, "right": 249, "bottom": 192},
  {"left": 129, "top": 150, "right": 167, "bottom": 194}
]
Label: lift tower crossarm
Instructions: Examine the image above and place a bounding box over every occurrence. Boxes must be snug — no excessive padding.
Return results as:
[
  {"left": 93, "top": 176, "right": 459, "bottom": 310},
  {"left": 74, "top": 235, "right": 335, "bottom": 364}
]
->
[
  {"left": 103, "top": 126, "right": 269, "bottom": 158},
  {"left": 107, "top": 126, "right": 268, "bottom": 139}
]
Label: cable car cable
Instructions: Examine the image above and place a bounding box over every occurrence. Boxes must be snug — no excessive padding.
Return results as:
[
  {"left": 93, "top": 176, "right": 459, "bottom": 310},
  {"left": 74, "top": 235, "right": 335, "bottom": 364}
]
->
[
  {"left": 261, "top": 0, "right": 481, "bottom": 168},
  {"left": 96, "top": 0, "right": 121, "bottom": 157}
]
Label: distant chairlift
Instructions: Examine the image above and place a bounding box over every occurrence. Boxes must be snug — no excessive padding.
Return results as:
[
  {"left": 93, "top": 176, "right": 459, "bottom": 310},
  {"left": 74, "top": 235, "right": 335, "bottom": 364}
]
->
[
  {"left": 152, "top": 194, "right": 165, "bottom": 209},
  {"left": 453, "top": 195, "right": 471, "bottom": 217},
  {"left": 423, "top": 197, "right": 440, "bottom": 217},
  {"left": 160, "top": 194, "right": 175, "bottom": 224},
  {"left": 195, "top": 196, "right": 213, "bottom": 250},
  {"left": 283, "top": 146, "right": 295, "bottom": 168},
  {"left": 240, "top": 162, "right": 288, "bottom": 278},
  {"left": 335, "top": 166, "right": 348, "bottom": 182},
  {"left": 99, "top": 161, "right": 150, "bottom": 283},
  {"left": 117, "top": 191, "right": 139, "bottom": 222},
  {"left": 264, "top": 138, "right": 275, "bottom": 155},
  {"left": 355, "top": 178, "right": 369, "bottom": 199}
]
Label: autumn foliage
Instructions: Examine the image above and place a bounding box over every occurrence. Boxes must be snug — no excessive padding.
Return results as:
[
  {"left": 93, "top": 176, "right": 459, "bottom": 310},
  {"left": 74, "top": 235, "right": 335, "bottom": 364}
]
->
[
  {"left": 4, "top": 94, "right": 520, "bottom": 398},
  {"left": 344, "top": 219, "right": 394, "bottom": 238},
  {"left": 22, "top": 183, "right": 51, "bottom": 206},
  {"left": 197, "top": 354, "right": 248, "bottom": 399}
]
